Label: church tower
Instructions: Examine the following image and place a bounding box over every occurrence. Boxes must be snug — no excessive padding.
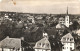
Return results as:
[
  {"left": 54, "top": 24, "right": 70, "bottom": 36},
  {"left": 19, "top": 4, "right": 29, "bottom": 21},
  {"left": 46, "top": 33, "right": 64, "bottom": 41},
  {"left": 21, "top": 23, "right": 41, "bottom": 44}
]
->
[{"left": 65, "top": 7, "right": 69, "bottom": 27}]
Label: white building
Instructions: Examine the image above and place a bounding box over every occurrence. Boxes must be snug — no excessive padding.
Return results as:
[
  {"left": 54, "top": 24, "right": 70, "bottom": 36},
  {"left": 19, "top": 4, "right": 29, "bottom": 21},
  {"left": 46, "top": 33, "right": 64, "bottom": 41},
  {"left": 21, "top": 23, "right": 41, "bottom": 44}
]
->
[
  {"left": 61, "top": 33, "right": 75, "bottom": 51},
  {"left": 65, "top": 15, "right": 69, "bottom": 27},
  {"left": 58, "top": 16, "right": 69, "bottom": 27},
  {"left": 34, "top": 37, "right": 51, "bottom": 51},
  {"left": 64, "top": 7, "right": 70, "bottom": 27},
  {"left": 0, "top": 36, "right": 21, "bottom": 51},
  {"left": 58, "top": 7, "right": 70, "bottom": 27}
]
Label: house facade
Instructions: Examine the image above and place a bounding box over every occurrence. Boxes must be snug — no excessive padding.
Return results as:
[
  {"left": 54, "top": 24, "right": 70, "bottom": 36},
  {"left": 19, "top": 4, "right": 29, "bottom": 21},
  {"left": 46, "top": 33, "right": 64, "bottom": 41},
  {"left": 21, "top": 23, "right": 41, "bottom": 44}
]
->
[
  {"left": 61, "top": 33, "right": 75, "bottom": 51},
  {"left": 34, "top": 37, "right": 51, "bottom": 51}
]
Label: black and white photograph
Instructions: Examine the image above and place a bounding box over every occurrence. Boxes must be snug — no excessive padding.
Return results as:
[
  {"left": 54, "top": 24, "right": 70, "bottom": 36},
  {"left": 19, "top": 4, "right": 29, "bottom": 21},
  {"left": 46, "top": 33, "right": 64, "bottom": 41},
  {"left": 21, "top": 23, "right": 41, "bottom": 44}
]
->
[{"left": 0, "top": 0, "right": 80, "bottom": 51}]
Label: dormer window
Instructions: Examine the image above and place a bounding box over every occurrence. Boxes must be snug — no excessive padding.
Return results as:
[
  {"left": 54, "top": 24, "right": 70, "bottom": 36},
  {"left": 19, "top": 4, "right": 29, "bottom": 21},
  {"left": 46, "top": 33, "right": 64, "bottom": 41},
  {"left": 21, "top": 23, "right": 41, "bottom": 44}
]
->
[
  {"left": 63, "top": 38, "right": 66, "bottom": 40},
  {"left": 67, "top": 38, "right": 69, "bottom": 41},
  {"left": 37, "top": 43, "right": 41, "bottom": 47},
  {"left": 42, "top": 43, "right": 45, "bottom": 47},
  {"left": 46, "top": 43, "right": 49, "bottom": 48},
  {"left": 70, "top": 38, "right": 73, "bottom": 41},
  {"left": 39, "top": 43, "right": 41, "bottom": 45}
]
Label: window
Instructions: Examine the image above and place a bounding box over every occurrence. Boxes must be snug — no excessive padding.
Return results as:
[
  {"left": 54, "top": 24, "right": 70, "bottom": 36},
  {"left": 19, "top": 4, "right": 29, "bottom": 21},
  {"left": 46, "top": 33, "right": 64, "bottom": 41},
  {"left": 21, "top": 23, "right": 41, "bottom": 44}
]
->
[
  {"left": 63, "top": 47, "right": 66, "bottom": 49},
  {"left": 39, "top": 43, "right": 41, "bottom": 45},
  {"left": 70, "top": 47, "right": 72, "bottom": 50},
  {"left": 42, "top": 43, "right": 45, "bottom": 47},
  {"left": 46, "top": 43, "right": 49, "bottom": 48},
  {"left": 70, "top": 38, "right": 73, "bottom": 41},
  {"left": 67, "top": 38, "right": 69, "bottom": 41},
  {"left": 37, "top": 43, "right": 41, "bottom": 47},
  {"left": 63, "top": 38, "right": 66, "bottom": 40},
  {"left": 70, "top": 43, "right": 72, "bottom": 46}
]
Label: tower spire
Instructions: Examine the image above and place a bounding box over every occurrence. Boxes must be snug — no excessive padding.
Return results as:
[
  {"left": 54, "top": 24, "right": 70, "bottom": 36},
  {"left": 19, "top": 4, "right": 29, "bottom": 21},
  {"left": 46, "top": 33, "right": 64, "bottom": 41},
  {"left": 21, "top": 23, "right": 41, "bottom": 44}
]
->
[{"left": 67, "top": 6, "right": 68, "bottom": 15}]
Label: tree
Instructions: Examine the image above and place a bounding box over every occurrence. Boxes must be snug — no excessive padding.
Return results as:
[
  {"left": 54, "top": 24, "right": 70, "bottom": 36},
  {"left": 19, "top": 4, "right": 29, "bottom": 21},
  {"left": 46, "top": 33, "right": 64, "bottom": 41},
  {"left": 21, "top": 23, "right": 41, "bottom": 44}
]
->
[
  {"left": 76, "top": 46, "right": 80, "bottom": 51},
  {"left": 49, "top": 33, "right": 63, "bottom": 51},
  {"left": 21, "top": 40, "right": 34, "bottom": 51},
  {"left": 70, "top": 21, "right": 80, "bottom": 30}
]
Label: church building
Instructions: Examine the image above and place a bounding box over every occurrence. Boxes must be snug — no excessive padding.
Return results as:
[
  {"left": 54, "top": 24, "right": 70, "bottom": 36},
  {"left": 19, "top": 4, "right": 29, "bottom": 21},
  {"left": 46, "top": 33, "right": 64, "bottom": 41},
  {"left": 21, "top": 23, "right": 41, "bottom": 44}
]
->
[{"left": 59, "top": 7, "right": 70, "bottom": 27}]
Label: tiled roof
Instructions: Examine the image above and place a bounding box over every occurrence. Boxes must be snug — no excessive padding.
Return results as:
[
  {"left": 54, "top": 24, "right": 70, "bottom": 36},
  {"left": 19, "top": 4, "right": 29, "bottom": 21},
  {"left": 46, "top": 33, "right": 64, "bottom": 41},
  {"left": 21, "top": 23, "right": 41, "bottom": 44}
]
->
[
  {"left": 61, "top": 33, "right": 74, "bottom": 43},
  {"left": 34, "top": 37, "right": 51, "bottom": 50},
  {"left": 0, "top": 37, "right": 21, "bottom": 49}
]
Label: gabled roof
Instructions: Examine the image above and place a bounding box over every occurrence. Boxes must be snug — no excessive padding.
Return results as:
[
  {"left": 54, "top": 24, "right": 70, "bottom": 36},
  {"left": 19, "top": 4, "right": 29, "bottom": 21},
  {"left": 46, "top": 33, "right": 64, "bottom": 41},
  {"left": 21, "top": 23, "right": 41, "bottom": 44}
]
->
[
  {"left": 0, "top": 37, "right": 21, "bottom": 49},
  {"left": 62, "top": 33, "right": 73, "bottom": 38},
  {"left": 37, "top": 37, "right": 49, "bottom": 44},
  {"left": 56, "top": 24, "right": 65, "bottom": 29},
  {"left": 61, "top": 33, "right": 74, "bottom": 43},
  {"left": 34, "top": 37, "right": 51, "bottom": 50}
]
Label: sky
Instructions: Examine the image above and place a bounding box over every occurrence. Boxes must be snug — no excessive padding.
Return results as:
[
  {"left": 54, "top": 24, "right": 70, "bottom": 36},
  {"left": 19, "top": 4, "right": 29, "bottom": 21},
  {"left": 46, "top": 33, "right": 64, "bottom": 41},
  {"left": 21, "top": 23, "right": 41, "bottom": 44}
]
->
[{"left": 0, "top": 0, "right": 80, "bottom": 14}]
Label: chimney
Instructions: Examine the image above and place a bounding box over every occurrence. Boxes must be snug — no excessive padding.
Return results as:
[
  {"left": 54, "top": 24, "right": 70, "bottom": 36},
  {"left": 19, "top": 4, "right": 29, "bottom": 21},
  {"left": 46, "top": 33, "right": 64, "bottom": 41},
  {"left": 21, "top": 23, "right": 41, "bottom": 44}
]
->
[
  {"left": 20, "top": 37, "right": 24, "bottom": 41},
  {"left": 43, "top": 32, "right": 48, "bottom": 38},
  {"left": 6, "top": 36, "right": 9, "bottom": 38}
]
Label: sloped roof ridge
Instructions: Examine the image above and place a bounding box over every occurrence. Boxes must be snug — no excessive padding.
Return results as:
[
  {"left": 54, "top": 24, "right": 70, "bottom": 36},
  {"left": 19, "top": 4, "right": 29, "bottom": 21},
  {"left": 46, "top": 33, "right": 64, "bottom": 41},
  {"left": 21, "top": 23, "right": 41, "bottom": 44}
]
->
[
  {"left": 63, "top": 33, "right": 73, "bottom": 38},
  {"left": 37, "top": 37, "right": 49, "bottom": 43}
]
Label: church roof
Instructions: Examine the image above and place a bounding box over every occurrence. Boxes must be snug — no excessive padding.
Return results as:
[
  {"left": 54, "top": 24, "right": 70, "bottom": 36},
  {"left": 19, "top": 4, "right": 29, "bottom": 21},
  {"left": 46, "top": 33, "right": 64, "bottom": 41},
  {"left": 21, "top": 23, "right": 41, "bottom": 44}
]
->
[
  {"left": 34, "top": 37, "right": 51, "bottom": 50},
  {"left": 0, "top": 37, "right": 21, "bottom": 49}
]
